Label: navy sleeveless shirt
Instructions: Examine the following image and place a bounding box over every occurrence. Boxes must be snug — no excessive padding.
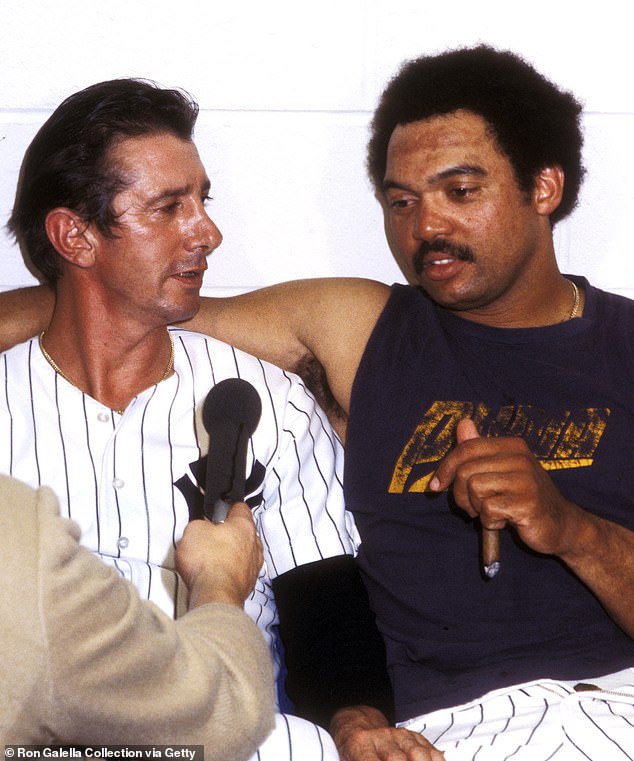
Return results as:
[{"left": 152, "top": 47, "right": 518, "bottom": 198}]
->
[{"left": 345, "top": 279, "right": 634, "bottom": 722}]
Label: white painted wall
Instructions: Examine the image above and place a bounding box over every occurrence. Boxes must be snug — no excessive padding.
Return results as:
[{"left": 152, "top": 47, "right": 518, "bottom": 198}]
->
[{"left": 1, "top": 0, "right": 632, "bottom": 297}]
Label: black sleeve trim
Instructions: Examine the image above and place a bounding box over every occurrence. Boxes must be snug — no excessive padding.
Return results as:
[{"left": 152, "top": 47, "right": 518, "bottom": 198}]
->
[{"left": 272, "top": 554, "right": 394, "bottom": 727}]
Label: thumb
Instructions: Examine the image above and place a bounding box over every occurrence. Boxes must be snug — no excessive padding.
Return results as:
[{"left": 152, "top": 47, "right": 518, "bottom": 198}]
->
[
  {"left": 429, "top": 418, "right": 480, "bottom": 492},
  {"left": 456, "top": 418, "right": 480, "bottom": 443}
]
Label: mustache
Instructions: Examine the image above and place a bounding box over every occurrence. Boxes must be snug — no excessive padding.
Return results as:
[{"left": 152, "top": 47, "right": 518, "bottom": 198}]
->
[{"left": 413, "top": 239, "right": 475, "bottom": 275}]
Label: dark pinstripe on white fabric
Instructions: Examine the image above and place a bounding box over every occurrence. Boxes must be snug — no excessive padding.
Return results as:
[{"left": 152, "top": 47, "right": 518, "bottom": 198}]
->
[
  {"left": 1, "top": 328, "right": 351, "bottom": 760},
  {"left": 400, "top": 676, "right": 634, "bottom": 760}
]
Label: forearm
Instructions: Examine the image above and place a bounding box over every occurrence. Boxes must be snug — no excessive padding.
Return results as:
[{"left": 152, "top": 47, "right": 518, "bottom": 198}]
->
[
  {"left": 0, "top": 285, "right": 54, "bottom": 351},
  {"left": 432, "top": 428, "right": 634, "bottom": 639},
  {"left": 559, "top": 507, "right": 634, "bottom": 637}
]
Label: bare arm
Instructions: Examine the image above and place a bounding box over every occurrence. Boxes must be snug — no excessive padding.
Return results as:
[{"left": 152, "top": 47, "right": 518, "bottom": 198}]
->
[
  {"left": 431, "top": 419, "right": 634, "bottom": 638},
  {"left": 0, "top": 285, "right": 54, "bottom": 351},
  {"left": 0, "top": 279, "right": 390, "bottom": 417},
  {"left": 185, "top": 277, "right": 390, "bottom": 415}
]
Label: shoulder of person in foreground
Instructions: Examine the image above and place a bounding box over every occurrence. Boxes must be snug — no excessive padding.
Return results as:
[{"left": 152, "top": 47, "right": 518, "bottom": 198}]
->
[{"left": 0, "top": 476, "right": 274, "bottom": 754}]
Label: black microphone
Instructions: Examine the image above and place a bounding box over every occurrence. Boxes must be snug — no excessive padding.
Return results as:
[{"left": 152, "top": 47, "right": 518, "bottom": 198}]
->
[{"left": 201, "top": 378, "right": 262, "bottom": 523}]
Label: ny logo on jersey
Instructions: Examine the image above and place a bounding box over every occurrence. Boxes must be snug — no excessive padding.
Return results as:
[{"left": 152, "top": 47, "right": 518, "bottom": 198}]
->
[{"left": 175, "top": 454, "right": 266, "bottom": 520}]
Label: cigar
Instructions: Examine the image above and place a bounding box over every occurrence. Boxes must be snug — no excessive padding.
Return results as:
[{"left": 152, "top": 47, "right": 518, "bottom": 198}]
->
[{"left": 482, "top": 527, "right": 501, "bottom": 578}]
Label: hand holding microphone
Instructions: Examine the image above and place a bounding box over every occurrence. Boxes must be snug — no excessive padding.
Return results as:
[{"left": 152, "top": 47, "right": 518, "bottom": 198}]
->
[
  {"left": 201, "top": 378, "right": 262, "bottom": 524},
  {"left": 177, "top": 505, "right": 264, "bottom": 609},
  {"left": 177, "top": 378, "right": 264, "bottom": 609}
]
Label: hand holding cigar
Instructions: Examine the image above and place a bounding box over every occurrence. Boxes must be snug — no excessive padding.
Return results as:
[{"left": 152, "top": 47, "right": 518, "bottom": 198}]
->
[
  {"left": 430, "top": 418, "right": 574, "bottom": 578},
  {"left": 453, "top": 419, "right": 501, "bottom": 578},
  {"left": 429, "top": 418, "right": 501, "bottom": 578}
]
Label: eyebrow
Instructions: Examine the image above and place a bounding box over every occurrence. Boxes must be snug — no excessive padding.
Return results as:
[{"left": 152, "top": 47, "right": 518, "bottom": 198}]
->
[
  {"left": 382, "top": 164, "right": 487, "bottom": 193},
  {"left": 434, "top": 164, "right": 487, "bottom": 181},
  {"left": 145, "top": 177, "right": 212, "bottom": 206}
]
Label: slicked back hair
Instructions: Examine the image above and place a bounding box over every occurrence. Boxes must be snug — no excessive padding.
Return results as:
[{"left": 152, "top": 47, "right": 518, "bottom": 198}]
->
[{"left": 8, "top": 78, "right": 199, "bottom": 283}]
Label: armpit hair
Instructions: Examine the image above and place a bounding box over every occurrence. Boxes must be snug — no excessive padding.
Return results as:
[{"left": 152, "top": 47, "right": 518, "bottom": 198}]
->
[{"left": 294, "top": 353, "right": 348, "bottom": 434}]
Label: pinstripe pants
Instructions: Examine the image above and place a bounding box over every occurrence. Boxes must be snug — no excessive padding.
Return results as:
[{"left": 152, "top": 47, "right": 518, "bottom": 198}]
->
[
  {"left": 400, "top": 670, "right": 634, "bottom": 760},
  {"left": 251, "top": 713, "right": 339, "bottom": 761}
]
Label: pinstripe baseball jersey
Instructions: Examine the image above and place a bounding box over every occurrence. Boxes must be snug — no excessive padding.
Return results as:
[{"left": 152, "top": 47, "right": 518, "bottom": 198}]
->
[
  {"left": 1, "top": 328, "right": 359, "bottom": 703},
  {"left": 400, "top": 672, "right": 634, "bottom": 760}
]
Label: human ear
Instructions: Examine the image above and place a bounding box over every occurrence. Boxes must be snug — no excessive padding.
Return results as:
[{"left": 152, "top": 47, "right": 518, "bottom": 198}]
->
[
  {"left": 533, "top": 165, "right": 565, "bottom": 217},
  {"left": 45, "top": 208, "right": 95, "bottom": 268}
]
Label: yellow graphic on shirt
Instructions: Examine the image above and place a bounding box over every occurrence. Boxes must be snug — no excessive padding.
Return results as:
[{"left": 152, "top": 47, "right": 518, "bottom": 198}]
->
[{"left": 388, "top": 401, "right": 610, "bottom": 494}]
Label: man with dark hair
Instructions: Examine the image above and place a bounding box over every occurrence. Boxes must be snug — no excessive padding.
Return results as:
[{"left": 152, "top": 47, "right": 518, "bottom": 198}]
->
[
  {"left": 8, "top": 79, "right": 200, "bottom": 284},
  {"left": 0, "top": 78, "right": 392, "bottom": 758},
  {"left": 4, "top": 48, "right": 634, "bottom": 759},
  {"left": 366, "top": 45, "right": 585, "bottom": 224}
]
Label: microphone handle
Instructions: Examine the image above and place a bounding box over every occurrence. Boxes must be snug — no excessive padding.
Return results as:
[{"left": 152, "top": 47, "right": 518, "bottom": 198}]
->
[
  {"left": 212, "top": 498, "right": 232, "bottom": 524},
  {"left": 210, "top": 423, "right": 250, "bottom": 523}
]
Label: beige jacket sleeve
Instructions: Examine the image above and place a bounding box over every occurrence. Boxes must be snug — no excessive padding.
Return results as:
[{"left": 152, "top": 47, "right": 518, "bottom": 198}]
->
[{"left": 0, "top": 476, "right": 275, "bottom": 759}]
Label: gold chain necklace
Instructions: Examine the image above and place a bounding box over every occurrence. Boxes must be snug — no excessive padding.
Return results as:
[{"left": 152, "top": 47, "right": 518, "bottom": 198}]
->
[
  {"left": 38, "top": 331, "right": 175, "bottom": 415},
  {"left": 567, "top": 279, "right": 581, "bottom": 319}
]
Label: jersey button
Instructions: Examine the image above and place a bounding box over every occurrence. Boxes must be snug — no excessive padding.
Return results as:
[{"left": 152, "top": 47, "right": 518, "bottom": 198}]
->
[
  {"left": 117, "top": 537, "right": 129, "bottom": 549},
  {"left": 97, "top": 412, "right": 110, "bottom": 423},
  {"left": 112, "top": 478, "right": 125, "bottom": 490}
]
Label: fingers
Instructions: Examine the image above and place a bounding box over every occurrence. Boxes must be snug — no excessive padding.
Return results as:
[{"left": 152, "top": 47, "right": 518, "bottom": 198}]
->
[
  {"left": 176, "top": 504, "right": 263, "bottom": 601},
  {"left": 457, "top": 462, "right": 544, "bottom": 530},
  {"left": 429, "top": 418, "right": 483, "bottom": 491},
  {"left": 428, "top": 419, "right": 573, "bottom": 557},
  {"left": 456, "top": 417, "right": 479, "bottom": 443},
  {"left": 331, "top": 707, "right": 444, "bottom": 761},
  {"left": 452, "top": 418, "right": 485, "bottom": 516},
  {"left": 224, "top": 502, "right": 264, "bottom": 573},
  {"left": 430, "top": 429, "right": 529, "bottom": 495},
  {"left": 387, "top": 730, "right": 445, "bottom": 760},
  {"left": 226, "top": 502, "right": 261, "bottom": 537},
  {"left": 454, "top": 465, "right": 526, "bottom": 520},
  {"left": 429, "top": 419, "right": 537, "bottom": 527},
  {"left": 338, "top": 727, "right": 444, "bottom": 761},
  {"left": 225, "top": 500, "right": 254, "bottom": 520},
  {"left": 226, "top": 502, "right": 264, "bottom": 559}
]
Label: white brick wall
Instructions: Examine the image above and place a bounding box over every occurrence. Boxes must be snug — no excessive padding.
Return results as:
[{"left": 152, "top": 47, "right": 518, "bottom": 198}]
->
[{"left": 1, "top": 0, "right": 632, "bottom": 297}]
